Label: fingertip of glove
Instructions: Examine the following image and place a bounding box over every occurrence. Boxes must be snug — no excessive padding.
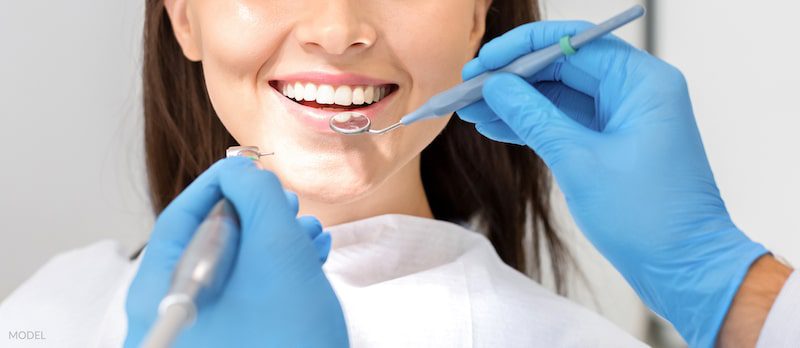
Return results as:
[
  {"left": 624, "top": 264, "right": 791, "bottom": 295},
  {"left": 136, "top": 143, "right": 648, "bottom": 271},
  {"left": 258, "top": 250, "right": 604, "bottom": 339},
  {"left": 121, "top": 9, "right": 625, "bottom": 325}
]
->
[
  {"left": 298, "top": 215, "right": 323, "bottom": 234},
  {"left": 461, "top": 58, "right": 485, "bottom": 80},
  {"left": 316, "top": 232, "right": 332, "bottom": 264},
  {"left": 284, "top": 190, "right": 299, "bottom": 213}
]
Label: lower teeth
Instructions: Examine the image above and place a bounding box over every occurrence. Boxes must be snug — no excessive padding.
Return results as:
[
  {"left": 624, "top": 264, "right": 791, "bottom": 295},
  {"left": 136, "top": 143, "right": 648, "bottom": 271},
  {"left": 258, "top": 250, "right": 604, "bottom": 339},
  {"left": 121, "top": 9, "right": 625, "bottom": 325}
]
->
[{"left": 296, "top": 100, "right": 371, "bottom": 110}]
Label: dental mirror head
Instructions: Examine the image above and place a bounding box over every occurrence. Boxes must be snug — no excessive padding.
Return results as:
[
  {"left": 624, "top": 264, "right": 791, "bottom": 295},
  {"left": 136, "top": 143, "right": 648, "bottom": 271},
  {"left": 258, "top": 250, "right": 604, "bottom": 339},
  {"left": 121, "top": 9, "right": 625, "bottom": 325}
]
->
[
  {"left": 329, "top": 112, "right": 371, "bottom": 134},
  {"left": 329, "top": 112, "right": 404, "bottom": 135},
  {"left": 226, "top": 146, "right": 274, "bottom": 159}
]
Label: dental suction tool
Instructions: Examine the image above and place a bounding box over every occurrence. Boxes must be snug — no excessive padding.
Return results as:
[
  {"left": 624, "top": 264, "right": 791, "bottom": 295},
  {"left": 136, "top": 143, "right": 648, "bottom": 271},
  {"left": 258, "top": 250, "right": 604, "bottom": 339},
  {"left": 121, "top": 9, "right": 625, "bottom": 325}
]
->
[
  {"left": 141, "top": 146, "right": 273, "bottom": 348},
  {"left": 329, "top": 4, "right": 646, "bottom": 135}
]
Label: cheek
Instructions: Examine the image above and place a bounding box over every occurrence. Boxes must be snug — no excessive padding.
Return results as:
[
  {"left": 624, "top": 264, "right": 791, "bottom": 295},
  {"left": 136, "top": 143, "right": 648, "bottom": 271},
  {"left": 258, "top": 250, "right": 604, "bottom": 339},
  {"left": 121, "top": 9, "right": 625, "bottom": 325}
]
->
[
  {"left": 384, "top": 1, "right": 476, "bottom": 94},
  {"left": 197, "top": 2, "right": 291, "bottom": 71},
  {"left": 193, "top": 2, "right": 291, "bottom": 140},
  {"left": 381, "top": 1, "right": 476, "bottom": 161}
]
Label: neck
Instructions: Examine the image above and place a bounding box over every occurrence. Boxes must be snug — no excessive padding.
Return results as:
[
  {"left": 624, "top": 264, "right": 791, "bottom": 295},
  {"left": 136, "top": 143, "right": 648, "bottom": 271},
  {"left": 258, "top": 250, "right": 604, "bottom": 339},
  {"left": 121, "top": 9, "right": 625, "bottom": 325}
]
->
[{"left": 298, "top": 155, "right": 433, "bottom": 227}]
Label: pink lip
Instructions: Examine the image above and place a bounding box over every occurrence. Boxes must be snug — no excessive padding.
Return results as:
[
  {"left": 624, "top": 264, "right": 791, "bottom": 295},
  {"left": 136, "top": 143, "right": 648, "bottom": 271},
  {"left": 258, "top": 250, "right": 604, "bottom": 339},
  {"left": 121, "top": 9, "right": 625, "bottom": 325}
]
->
[
  {"left": 269, "top": 72, "right": 398, "bottom": 133},
  {"left": 271, "top": 72, "right": 395, "bottom": 86}
]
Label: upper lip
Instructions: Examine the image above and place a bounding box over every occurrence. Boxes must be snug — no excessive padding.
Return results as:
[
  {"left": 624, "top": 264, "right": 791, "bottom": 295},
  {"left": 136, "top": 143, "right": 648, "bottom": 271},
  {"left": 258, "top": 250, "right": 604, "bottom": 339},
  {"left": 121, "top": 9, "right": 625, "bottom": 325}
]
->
[{"left": 269, "top": 72, "right": 396, "bottom": 86}]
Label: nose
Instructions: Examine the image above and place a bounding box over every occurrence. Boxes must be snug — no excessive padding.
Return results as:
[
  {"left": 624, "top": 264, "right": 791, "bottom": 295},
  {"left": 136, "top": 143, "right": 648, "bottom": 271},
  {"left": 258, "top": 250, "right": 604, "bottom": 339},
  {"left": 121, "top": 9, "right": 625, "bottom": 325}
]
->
[{"left": 294, "top": 0, "right": 377, "bottom": 56}]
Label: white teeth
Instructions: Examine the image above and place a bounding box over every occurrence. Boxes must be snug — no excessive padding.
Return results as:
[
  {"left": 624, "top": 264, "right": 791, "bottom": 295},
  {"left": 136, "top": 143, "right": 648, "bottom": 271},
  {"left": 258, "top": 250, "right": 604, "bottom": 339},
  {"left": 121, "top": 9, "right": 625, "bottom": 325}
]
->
[
  {"left": 293, "top": 82, "right": 304, "bottom": 102},
  {"left": 303, "top": 83, "right": 317, "bottom": 101},
  {"left": 279, "top": 82, "right": 390, "bottom": 106},
  {"left": 333, "top": 112, "right": 352, "bottom": 123},
  {"left": 364, "top": 86, "right": 374, "bottom": 104},
  {"left": 286, "top": 83, "right": 295, "bottom": 99},
  {"left": 352, "top": 87, "right": 365, "bottom": 105},
  {"left": 316, "top": 85, "right": 335, "bottom": 104},
  {"left": 334, "top": 86, "right": 353, "bottom": 106}
]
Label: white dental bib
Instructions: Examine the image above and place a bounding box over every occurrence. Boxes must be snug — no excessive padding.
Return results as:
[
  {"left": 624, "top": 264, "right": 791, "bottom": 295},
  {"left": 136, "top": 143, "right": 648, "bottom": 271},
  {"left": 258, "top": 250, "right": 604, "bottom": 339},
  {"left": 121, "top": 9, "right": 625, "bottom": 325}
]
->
[
  {"left": 322, "top": 214, "right": 644, "bottom": 347},
  {"left": 0, "top": 214, "right": 645, "bottom": 347}
]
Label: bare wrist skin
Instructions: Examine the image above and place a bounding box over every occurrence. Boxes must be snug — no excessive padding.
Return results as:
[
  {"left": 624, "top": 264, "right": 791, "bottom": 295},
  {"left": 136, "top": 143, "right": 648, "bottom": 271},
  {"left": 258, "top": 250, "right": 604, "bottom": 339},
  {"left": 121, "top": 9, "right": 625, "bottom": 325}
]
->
[{"left": 717, "top": 255, "right": 793, "bottom": 348}]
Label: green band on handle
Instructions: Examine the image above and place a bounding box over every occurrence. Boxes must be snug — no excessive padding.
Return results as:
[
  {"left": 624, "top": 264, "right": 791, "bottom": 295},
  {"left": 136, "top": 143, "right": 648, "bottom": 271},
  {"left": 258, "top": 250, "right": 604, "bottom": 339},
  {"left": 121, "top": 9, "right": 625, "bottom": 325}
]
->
[{"left": 560, "top": 35, "right": 577, "bottom": 56}]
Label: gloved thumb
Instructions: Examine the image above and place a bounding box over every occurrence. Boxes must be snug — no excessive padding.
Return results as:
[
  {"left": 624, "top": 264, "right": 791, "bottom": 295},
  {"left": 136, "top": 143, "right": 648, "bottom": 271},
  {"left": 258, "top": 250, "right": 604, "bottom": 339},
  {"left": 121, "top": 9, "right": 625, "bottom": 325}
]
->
[{"left": 482, "top": 73, "right": 590, "bottom": 168}]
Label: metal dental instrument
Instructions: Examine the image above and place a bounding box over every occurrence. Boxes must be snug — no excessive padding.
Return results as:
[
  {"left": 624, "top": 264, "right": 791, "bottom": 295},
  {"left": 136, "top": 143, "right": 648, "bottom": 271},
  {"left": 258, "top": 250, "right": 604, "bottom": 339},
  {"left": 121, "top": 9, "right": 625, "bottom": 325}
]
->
[
  {"left": 226, "top": 146, "right": 274, "bottom": 159},
  {"left": 141, "top": 146, "right": 273, "bottom": 348},
  {"left": 329, "top": 4, "right": 646, "bottom": 135}
]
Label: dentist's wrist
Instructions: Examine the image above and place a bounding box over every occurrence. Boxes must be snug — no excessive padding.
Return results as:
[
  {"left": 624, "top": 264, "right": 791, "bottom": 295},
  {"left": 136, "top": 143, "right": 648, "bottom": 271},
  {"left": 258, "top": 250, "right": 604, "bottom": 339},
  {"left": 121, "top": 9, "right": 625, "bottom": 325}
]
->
[{"left": 717, "top": 254, "right": 793, "bottom": 348}]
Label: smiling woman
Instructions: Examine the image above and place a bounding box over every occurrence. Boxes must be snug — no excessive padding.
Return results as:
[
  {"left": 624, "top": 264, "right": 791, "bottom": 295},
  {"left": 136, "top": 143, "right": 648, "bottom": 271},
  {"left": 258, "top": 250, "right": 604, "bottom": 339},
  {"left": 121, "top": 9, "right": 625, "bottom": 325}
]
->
[{"left": 145, "top": 0, "right": 568, "bottom": 292}]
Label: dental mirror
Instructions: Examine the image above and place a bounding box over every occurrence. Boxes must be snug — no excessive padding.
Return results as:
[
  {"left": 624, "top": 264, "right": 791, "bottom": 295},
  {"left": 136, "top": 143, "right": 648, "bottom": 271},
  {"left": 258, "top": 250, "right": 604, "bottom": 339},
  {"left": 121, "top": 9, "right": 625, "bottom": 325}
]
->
[
  {"left": 226, "top": 146, "right": 274, "bottom": 159},
  {"left": 329, "top": 112, "right": 403, "bottom": 135}
]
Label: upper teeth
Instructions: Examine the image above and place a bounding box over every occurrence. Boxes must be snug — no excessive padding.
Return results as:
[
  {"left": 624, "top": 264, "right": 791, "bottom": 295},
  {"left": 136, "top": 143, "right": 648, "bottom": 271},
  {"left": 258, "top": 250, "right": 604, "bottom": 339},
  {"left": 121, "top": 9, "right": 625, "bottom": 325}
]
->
[{"left": 280, "top": 82, "right": 390, "bottom": 106}]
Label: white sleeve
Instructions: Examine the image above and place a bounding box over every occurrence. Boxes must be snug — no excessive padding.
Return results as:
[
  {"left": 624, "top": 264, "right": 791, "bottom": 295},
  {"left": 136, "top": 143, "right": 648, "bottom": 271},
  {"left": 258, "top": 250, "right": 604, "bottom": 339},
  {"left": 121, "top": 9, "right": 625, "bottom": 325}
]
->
[{"left": 756, "top": 271, "right": 800, "bottom": 348}]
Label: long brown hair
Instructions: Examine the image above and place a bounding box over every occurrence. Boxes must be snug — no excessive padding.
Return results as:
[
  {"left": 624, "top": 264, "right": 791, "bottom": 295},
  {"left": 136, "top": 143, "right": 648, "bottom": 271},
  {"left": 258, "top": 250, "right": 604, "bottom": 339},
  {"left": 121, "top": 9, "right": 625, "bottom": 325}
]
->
[{"left": 140, "top": 0, "right": 570, "bottom": 293}]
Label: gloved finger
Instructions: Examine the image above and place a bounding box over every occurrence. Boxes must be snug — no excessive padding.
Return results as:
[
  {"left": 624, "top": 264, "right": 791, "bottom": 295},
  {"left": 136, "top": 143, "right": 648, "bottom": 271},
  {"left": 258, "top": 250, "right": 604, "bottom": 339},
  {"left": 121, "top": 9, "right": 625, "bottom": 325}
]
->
[
  {"left": 458, "top": 80, "right": 597, "bottom": 132},
  {"left": 218, "top": 166, "right": 323, "bottom": 288},
  {"left": 534, "top": 81, "right": 600, "bottom": 131},
  {"left": 477, "top": 21, "right": 593, "bottom": 71},
  {"left": 297, "top": 215, "right": 323, "bottom": 240},
  {"left": 467, "top": 20, "right": 649, "bottom": 99},
  {"left": 462, "top": 21, "right": 592, "bottom": 80},
  {"left": 456, "top": 100, "right": 497, "bottom": 124},
  {"left": 479, "top": 20, "right": 631, "bottom": 79},
  {"left": 475, "top": 120, "right": 526, "bottom": 145},
  {"left": 284, "top": 190, "right": 299, "bottom": 216},
  {"left": 462, "top": 47, "right": 577, "bottom": 83},
  {"left": 217, "top": 165, "right": 299, "bottom": 258},
  {"left": 483, "top": 73, "right": 590, "bottom": 165},
  {"left": 461, "top": 58, "right": 484, "bottom": 81},
  {"left": 298, "top": 215, "right": 330, "bottom": 263},
  {"left": 313, "top": 232, "right": 332, "bottom": 264}
]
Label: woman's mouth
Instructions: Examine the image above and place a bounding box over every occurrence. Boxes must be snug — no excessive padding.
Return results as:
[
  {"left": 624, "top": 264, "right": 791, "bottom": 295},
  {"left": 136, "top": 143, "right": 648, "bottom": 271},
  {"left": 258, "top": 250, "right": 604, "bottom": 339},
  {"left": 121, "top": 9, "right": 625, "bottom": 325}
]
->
[{"left": 268, "top": 76, "right": 399, "bottom": 133}]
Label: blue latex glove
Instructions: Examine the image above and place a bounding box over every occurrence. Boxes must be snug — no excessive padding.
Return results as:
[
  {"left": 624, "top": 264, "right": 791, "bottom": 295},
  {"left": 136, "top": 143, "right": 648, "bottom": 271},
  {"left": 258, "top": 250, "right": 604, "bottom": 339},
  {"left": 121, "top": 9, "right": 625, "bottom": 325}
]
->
[
  {"left": 124, "top": 156, "right": 348, "bottom": 347},
  {"left": 459, "top": 21, "right": 768, "bottom": 348}
]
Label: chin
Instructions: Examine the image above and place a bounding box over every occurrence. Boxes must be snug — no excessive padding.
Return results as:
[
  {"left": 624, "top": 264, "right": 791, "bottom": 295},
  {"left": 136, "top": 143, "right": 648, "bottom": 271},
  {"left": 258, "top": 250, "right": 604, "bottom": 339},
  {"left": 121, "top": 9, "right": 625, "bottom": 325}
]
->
[{"left": 269, "top": 154, "right": 382, "bottom": 205}]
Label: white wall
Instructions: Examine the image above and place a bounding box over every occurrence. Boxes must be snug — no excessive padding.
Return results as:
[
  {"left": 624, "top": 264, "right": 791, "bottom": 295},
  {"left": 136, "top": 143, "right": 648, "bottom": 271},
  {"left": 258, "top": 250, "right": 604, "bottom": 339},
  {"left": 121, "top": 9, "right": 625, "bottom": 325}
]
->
[
  {"left": 0, "top": 1, "right": 150, "bottom": 298},
  {"left": 657, "top": 0, "right": 800, "bottom": 266}
]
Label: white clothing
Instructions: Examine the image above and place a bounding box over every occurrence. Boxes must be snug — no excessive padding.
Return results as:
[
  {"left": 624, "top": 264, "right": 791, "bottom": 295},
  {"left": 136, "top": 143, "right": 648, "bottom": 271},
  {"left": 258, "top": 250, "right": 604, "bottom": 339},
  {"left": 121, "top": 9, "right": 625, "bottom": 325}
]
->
[
  {"left": 756, "top": 269, "right": 800, "bottom": 347},
  {"left": 8, "top": 214, "right": 789, "bottom": 347}
]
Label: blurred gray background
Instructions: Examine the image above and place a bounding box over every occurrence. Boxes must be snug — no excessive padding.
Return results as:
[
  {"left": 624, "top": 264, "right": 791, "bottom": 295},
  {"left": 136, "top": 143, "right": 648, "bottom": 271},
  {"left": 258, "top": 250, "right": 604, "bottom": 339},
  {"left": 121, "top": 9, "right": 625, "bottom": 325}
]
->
[{"left": 1, "top": 1, "right": 798, "bottom": 346}]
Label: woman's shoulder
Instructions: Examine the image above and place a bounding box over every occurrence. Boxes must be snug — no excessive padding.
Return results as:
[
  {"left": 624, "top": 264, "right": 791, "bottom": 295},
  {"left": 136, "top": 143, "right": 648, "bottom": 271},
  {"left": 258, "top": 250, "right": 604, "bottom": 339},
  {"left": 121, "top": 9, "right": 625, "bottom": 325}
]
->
[{"left": 0, "top": 240, "right": 136, "bottom": 347}]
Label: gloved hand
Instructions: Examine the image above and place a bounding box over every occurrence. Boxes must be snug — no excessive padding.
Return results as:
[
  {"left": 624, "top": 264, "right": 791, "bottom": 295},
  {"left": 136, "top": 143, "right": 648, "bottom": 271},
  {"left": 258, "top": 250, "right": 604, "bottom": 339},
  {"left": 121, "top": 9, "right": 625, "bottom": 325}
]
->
[
  {"left": 124, "top": 156, "right": 348, "bottom": 347},
  {"left": 458, "top": 21, "right": 768, "bottom": 348}
]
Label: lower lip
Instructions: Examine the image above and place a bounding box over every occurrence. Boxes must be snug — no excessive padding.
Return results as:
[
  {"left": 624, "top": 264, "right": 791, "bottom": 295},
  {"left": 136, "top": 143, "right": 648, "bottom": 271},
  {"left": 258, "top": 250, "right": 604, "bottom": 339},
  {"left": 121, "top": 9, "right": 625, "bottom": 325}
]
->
[{"left": 270, "top": 85, "right": 396, "bottom": 133}]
